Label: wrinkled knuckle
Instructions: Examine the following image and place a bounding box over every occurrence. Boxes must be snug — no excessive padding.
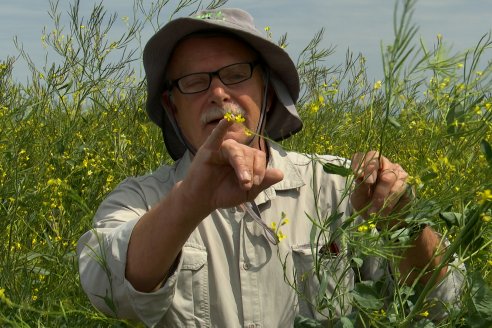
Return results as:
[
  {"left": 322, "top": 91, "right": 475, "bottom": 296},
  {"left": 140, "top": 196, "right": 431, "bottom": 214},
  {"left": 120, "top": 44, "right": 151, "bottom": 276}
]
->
[
  {"left": 230, "top": 152, "right": 243, "bottom": 162},
  {"left": 379, "top": 173, "right": 395, "bottom": 184}
]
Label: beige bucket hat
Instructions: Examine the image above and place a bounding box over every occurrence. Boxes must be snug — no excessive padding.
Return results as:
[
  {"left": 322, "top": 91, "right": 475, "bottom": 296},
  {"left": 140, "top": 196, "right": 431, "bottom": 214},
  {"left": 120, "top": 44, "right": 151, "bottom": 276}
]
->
[{"left": 143, "top": 8, "right": 302, "bottom": 160}]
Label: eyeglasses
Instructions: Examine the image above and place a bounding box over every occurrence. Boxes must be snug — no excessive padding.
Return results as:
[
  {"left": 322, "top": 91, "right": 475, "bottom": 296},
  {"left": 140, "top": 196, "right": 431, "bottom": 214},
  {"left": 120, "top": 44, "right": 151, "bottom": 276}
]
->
[{"left": 169, "top": 61, "right": 259, "bottom": 94}]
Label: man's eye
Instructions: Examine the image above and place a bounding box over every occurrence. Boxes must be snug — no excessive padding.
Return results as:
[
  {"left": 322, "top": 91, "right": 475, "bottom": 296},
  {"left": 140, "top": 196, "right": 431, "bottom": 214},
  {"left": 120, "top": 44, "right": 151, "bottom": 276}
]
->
[
  {"left": 180, "top": 75, "right": 208, "bottom": 88},
  {"left": 222, "top": 70, "right": 249, "bottom": 82}
]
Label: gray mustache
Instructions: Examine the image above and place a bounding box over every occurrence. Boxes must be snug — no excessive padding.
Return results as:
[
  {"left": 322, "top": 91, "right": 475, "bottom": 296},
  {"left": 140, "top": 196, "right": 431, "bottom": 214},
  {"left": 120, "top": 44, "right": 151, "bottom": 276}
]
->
[{"left": 200, "top": 104, "right": 246, "bottom": 125}]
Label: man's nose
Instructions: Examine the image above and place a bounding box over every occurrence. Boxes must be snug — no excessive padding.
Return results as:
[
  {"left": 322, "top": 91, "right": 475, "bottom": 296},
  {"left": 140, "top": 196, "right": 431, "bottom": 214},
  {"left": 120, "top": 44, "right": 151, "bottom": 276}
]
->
[{"left": 208, "top": 75, "right": 230, "bottom": 103}]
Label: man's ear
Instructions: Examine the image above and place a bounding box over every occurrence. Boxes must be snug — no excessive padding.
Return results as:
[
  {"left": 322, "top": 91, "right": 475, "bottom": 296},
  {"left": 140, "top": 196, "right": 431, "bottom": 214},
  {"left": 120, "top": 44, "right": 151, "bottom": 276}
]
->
[{"left": 161, "top": 91, "right": 177, "bottom": 114}]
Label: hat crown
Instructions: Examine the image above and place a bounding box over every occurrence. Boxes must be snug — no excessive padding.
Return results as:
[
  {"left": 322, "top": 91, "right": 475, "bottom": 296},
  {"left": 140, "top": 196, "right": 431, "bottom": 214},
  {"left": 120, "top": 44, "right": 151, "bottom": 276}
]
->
[{"left": 192, "top": 9, "right": 257, "bottom": 33}]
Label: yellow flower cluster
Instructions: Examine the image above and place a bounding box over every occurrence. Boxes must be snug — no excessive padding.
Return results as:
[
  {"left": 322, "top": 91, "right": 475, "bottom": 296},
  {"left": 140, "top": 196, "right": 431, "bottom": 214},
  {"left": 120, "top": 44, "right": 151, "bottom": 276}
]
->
[
  {"left": 270, "top": 212, "right": 290, "bottom": 242},
  {"left": 223, "top": 112, "right": 254, "bottom": 137},
  {"left": 223, "top": 112, "right": 245, "bottom": 123},
  {"left": 477, "top": 189, "right": 492, "bottom": 205},
  {"left": 481, "top": 214, "right": 491, "bottom": 223},
  {"left": 357, "top": 221, "right": 376, "bottom": 233},
  {"left": 0, "top": 287, "right": 13, "bottom": 307}
]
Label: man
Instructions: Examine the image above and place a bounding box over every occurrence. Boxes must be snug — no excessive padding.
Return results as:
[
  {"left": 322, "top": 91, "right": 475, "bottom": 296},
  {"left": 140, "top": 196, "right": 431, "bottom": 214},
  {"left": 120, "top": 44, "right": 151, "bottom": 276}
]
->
[{"left": 77, "top": 8, "right": 463, "bottom": 327}]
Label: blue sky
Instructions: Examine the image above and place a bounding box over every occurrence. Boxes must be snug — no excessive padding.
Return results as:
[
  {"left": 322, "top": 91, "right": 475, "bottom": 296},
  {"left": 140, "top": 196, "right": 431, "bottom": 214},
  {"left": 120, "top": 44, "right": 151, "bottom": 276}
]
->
[{"left": 1, "top": 0, "right": 491, "bottom": 82}]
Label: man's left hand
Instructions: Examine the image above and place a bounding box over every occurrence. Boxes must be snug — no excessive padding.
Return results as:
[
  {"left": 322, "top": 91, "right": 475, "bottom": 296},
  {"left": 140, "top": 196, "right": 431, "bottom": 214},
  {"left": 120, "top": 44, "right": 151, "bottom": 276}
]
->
[{"left": 350, "top": 151, "right": 413, "bottom": 220}]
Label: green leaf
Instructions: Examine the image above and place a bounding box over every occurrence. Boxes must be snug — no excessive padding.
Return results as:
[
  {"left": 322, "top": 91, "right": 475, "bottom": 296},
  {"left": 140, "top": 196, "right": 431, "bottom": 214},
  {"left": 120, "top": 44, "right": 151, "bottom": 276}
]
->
[
  {"left": 439, "top": 212, "right": 463, "bottom": 228},
  {"left": 31, "top": 266, "right": 51, "bottom": 276},
  {"left": 322, "top": 162, "right": 352, "bottom": 177},
  {"left": 387, "top": 116, "right": 401, "bottom": 129},
  {"left": 480, "top": 139, "right": 492, "bottom": 167},
  {"left": 446, "top": 103, "right": 465, "bottom": 135},
  {"left": 351, "top": 281, "right": 384, "bottom": 310},
  {"left": 412, "top": 319, "right": 435, "bottom": 328},
  {"left": 57, "top": 80, "right": 73, "bottom": 91},
  {"left": 351, "top": 257, "right": 363, "bottom": 268},
  {"left": 334, "top": 317, "right": 354, "bottom": 328},
  {"left": 294, "top": 315, "right": 322, "bottom": 328},
  {"left": 317, "top": 271, "right": 329, "bottom": 301},
  {"left": 466, "top": 271, "right": 492, "bottom": 326},
  {"left": 420, "top": 170, "right": 438, "bottom": 182}
]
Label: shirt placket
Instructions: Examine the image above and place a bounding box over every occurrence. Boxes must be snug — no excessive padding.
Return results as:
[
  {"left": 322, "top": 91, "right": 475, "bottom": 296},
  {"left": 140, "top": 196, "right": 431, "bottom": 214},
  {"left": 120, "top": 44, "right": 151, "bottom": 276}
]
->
[{"left": 239, "top": 209, "right": 263, "bottom": 328}]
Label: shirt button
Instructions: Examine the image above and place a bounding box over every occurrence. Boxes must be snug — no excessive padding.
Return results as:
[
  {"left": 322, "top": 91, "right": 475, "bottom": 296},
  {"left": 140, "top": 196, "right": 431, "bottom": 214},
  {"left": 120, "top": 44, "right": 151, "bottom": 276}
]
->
[
  {"left": 242, "top": 262, "right": 250, "bottom": 270},
  {"left": 229, "top": 207, "right": 236, "bottom": 213},
  {"left": 247, "top": 324, "right": 255, "bottom": 328}
]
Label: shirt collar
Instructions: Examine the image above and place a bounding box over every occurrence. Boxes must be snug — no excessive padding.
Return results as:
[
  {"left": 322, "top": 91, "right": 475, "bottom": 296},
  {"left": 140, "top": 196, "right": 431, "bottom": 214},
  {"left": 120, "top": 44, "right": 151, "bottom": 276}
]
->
[
  {"left": 172, "top": 142, "right": 305, "bottom": 205},
  {"left": 255, "top": 141, "right": 305, "bottom": 205}
]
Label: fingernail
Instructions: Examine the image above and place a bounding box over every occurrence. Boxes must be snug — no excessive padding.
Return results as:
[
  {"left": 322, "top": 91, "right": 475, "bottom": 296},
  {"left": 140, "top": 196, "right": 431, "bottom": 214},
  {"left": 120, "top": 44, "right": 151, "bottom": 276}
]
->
[
  {"left": 366, "top": 173, "right": 377, "bottom": 184},
  {"left": 253, "top": 175, "right": 261, "bottom": 185},
  {"left": 241, "top": 171, "right": 251, "bottom": 182}
]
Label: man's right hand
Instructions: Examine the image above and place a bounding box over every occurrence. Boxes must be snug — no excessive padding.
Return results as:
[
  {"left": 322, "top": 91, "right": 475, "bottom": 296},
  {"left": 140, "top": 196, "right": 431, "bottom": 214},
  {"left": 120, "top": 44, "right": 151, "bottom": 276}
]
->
[{"left": 180, "top": 118, "right": 284, "bottom": 216}]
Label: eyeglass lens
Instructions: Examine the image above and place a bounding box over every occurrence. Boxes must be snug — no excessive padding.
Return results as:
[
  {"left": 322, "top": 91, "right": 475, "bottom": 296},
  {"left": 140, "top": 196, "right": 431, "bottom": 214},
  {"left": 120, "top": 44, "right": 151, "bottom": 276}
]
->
[{"left": 176, "top": 62, "right": 254, "bottom": 94}]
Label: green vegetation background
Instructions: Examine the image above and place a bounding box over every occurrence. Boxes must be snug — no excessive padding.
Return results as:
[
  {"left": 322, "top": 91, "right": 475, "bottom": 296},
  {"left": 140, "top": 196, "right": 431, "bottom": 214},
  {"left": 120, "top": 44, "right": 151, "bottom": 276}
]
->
[{"left": 1, "top": 0, "right": 491, "bottom": 326}]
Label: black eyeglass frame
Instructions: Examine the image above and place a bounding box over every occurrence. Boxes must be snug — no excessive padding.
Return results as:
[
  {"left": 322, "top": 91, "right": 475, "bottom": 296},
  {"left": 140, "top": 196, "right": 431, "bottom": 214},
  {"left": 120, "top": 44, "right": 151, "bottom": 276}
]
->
[{"left": 168, "top": 61, "right": 261, "bottom": 94}]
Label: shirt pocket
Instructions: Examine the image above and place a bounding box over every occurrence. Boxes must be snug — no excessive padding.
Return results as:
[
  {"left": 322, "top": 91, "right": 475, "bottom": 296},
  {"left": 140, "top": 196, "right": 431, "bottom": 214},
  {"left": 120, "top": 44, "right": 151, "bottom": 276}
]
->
[
  {"left": 163, "top": 244, "right": 210, "bottom": 328},
  {"left": 291, "top": 243, "right": 353, "bottom": 321}
]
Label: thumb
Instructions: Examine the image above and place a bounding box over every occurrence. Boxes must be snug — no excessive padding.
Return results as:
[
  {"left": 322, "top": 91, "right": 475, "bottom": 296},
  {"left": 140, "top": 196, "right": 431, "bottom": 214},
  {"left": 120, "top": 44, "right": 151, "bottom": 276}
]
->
[{"left": 259, "top": 168, "right": 284, "bottom": 190}]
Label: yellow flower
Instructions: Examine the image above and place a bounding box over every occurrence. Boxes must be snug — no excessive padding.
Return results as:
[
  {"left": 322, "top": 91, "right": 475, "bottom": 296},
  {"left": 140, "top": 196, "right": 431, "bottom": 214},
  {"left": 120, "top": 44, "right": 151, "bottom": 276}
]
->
[
  {"left": 223, "top": 112, "right": 246, "bottom": 123},
  {"left": 234, "top": 114, "right": 245, "bottom": 123},
  {"left": 420, "top": 311, "right": 429, "bottom": 317},
  {"left": 32, "top": 288, "right": 39, "bottom": 301},
  {"left": 481, "top": 214, "right": 491, "bottom": 223},
  {"left": 270, "top": 222, "right": 277, "bottom": 230},
  {"left": 277, "top": 230, "right": 286, "bottom": 241},
  {"left": 0, "top": 287, "right": 13, "bottom": 306},
  {"left": 47, "top": 178, "right": 62, "bottom": 186},
  {"left": 373, "top": 80, "right": 382, "bottom": 90},
  {"left": 310, "top": 103, "right": 319, "bottom": 113},
  {"left": 244, "top": 128, "right": 253, "bottom": 137},
  {"left": 223, "top": 112, "right": 234, "bottom": 122},
  {"left": 477, "top": 189, "right": 492, "bottom": 205},
  {"left": 358, "top": 225, "right": 369, "bottom": 233}
]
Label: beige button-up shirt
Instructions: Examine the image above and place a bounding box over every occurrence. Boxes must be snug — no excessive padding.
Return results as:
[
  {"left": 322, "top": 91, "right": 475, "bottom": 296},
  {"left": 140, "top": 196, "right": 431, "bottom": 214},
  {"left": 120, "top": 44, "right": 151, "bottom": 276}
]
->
[{"left": 77, "top": 143, "right": 463, "bottom": 327}]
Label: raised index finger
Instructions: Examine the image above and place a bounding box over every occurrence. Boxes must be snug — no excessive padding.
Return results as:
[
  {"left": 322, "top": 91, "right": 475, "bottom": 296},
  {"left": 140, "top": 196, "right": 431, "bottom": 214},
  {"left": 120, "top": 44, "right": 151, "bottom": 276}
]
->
[{"left": 202, "top": 119, "right": 234, "bottom": 151}]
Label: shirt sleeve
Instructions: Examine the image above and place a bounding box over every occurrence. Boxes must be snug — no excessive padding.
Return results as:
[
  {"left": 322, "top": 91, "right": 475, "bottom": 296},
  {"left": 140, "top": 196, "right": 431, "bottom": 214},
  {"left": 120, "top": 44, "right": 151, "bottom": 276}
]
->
[{"left": 76, "top": 178, "right": 180, "bottom": 326}]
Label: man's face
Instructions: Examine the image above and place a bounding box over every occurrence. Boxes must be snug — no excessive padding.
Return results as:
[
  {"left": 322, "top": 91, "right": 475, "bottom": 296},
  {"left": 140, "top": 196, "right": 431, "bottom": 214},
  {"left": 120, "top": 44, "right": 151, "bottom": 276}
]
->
[{"left": 164, "top": 35, "right": 268, "bottom": 150}]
